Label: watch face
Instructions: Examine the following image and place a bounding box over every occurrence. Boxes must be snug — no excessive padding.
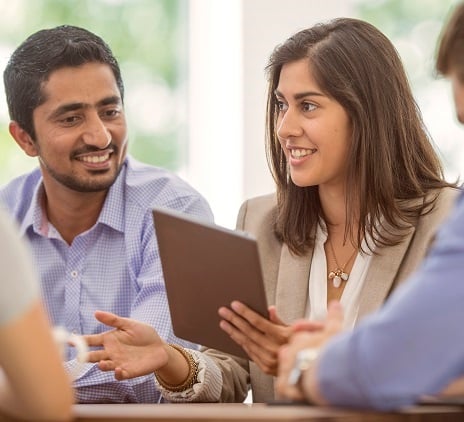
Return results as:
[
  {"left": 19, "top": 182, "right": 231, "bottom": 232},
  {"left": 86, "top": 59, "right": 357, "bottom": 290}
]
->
[{"left": 288, "top": 348, "right": 319, "bottom": 386}]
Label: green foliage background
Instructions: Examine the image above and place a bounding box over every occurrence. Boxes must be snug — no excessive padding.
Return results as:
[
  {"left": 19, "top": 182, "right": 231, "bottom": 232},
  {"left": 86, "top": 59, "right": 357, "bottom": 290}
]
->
[
  {"left": 0, "top": 0, "right": 462, "bottom": 186},
  {"left": 0, "top": 0, "right": 186, "bottom": 185}
]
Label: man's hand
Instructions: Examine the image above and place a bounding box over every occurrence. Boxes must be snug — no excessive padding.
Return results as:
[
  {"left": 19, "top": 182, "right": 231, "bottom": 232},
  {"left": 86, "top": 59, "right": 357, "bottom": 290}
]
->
[
  {"left": 84, "top": 310, "right": 169, "bottom": 380},
  {"left": 275, "top": 301, "right": 344, "bottom": 403}
]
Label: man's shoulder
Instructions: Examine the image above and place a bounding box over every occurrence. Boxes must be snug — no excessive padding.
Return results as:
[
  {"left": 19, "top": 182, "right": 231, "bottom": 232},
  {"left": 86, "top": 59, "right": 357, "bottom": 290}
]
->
[
  {"left": 0, "top": 169, "right": 42, "bottom": 215},
  {"left": 122, "top": 157, "right": 206, "bottom": 208}
]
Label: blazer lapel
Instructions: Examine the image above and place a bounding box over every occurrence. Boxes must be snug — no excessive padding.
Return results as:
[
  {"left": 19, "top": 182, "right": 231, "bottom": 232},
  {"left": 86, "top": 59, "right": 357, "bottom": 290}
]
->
[
  {"left": 275, "top": 244, "right": 314, "bottom": 323},
  {"left": 357, "top": 226, "right": 416, "bottom": 320}
]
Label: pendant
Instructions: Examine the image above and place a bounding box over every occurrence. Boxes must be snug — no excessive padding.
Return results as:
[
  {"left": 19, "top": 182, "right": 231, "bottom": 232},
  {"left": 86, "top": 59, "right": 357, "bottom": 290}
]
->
[{"left": 328, "top": 269, "right": 349, "bottom": 288}]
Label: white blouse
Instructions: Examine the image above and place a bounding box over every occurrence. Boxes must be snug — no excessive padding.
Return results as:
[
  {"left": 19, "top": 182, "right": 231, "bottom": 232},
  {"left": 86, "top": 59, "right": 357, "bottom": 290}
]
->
[{"left": 307, "top": 222, "right": 373, "bottom": 329}]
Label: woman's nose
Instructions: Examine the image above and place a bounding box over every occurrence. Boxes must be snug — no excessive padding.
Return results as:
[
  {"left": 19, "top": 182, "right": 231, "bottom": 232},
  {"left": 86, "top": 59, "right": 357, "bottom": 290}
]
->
[{"left": 276, "top": 108, "right": 303, "bottom": 140}]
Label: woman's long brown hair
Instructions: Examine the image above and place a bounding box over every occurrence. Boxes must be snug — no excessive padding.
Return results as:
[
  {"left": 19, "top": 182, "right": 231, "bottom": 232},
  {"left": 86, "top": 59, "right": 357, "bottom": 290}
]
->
[{"left": 265, "top": 18, "right": 456, "bottom": 256}]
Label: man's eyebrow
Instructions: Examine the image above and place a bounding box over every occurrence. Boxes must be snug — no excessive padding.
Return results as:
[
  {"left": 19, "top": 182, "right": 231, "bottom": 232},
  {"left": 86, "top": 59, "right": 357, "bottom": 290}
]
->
[
  {"left": 98, "top": 95, "right": 122, "bottom": 107},
  {"left": 48, "top": 96, "right": 122, "bottom": 120},
  {"left": 274, "top": 89, "right": 324, "bottom": 100},
  {"left": 48, "top": 102, "right": 85, "bottom": 120}
]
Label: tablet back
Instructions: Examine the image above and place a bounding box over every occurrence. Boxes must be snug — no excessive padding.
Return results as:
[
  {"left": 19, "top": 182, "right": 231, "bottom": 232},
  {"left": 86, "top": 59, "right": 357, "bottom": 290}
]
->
[{"left": 153, "top": 207, "right": 268, "bottom": 358}]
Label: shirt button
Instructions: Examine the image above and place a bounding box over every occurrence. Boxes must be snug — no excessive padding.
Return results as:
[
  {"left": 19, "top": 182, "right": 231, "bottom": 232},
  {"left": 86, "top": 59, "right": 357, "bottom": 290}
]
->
[{"left": 71, "top": 270, "right": 78, "bottom": 278}]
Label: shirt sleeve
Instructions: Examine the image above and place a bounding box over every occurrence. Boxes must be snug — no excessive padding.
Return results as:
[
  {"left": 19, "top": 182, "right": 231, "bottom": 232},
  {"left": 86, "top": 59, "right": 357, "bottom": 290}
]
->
[
  {"left": 72, "top": 194, "right": 214, "bottom": 404},
  {"left": 317, "top": 191, "right": 464, "bottom": 410},
  {"left": 158, "top": 349, "right": 223, "bottom": 402}
]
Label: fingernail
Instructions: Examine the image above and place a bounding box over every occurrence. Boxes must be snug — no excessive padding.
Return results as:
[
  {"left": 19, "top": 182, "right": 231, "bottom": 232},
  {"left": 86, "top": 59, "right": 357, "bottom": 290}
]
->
[{"left": 231, "top": 301, "right": 240, "bottom": 311}]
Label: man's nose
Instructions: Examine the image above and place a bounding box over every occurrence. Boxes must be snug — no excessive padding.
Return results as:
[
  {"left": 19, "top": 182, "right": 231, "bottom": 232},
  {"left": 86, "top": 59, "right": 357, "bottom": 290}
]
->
[{"left": 82, "top": 115, "right": 112, "bottom": 149}]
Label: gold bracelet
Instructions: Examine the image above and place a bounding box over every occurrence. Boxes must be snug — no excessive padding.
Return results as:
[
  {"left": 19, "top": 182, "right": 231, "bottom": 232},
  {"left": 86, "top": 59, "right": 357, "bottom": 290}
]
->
[{"left": 155, "top": 344, "right": 199, "bottom": 392}]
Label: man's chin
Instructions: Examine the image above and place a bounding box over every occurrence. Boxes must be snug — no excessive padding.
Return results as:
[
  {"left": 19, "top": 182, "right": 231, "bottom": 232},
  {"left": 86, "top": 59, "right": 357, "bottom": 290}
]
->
[{"left": 55, "top": 173, "right": 119, "bottom": 193}]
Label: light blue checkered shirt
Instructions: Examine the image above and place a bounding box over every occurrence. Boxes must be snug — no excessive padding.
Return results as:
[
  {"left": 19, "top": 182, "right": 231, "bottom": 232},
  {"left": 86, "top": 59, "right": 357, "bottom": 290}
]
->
[{"left": 0, "top": 156, "right": 214, "bottom": 403}]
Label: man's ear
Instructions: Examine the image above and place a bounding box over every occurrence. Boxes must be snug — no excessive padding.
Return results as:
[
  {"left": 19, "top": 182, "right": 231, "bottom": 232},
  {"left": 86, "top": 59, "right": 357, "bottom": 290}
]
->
[{"left": 9, "top": 121, "right": 39, "bottom": 157}]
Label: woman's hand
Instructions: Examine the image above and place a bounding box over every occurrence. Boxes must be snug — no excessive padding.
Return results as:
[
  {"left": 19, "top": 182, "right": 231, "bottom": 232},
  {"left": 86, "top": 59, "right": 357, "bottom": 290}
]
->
[{"left": 218, "top": 302, "right": 323, "bottom": 375}]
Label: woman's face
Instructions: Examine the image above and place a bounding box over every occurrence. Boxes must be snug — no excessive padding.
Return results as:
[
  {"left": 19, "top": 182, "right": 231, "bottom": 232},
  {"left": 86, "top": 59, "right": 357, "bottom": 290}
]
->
[{"left": 275, "top": 59, "right": 352, "bottom": 192}]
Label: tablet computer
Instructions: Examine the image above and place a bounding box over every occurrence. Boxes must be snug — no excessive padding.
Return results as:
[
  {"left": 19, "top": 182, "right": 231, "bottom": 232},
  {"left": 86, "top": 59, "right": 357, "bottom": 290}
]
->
[{"left": 153, "top": 207, "right": 268, "bottom": 358}]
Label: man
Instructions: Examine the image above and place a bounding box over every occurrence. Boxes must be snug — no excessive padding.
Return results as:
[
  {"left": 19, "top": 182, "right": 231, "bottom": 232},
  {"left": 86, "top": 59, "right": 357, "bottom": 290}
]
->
[
  {"left": 0, "top": 25, "right": 213, "bottom": 403},
  {"left": 275, "top": 2, "right": 464, "bottom": 410}
]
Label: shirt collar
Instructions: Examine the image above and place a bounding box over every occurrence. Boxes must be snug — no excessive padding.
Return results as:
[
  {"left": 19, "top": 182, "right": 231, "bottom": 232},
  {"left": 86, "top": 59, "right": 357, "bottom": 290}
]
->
[
  {"left": 316, "top": 218, "right": 328, "bottom": 244},
  {"left": 96, "top": 160, "right": 127, "bottom": 233},
  {"left": 19, "top": 159, "right": 129, "bottom": 236}
]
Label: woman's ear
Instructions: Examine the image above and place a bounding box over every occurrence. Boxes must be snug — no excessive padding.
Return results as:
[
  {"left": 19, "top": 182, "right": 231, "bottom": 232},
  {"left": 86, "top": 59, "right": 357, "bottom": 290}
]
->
[{"left": 9, "top": 121, "right": 39, "bottom": 157}]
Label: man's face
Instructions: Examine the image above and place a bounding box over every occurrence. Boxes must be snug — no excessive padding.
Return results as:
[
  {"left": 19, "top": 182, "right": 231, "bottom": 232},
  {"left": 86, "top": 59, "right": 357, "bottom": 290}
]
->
[
  {"left": 449, "top": 69, "right": 464, "bottom": 124},
  {"left": 30, "top": 62, "right": 128, "bottom": 193}
]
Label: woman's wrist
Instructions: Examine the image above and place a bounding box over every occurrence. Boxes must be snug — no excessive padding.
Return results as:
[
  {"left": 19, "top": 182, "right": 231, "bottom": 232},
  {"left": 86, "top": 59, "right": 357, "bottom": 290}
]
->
[{"left": 154, "top": 344, "right": 199, "bottom": 392}]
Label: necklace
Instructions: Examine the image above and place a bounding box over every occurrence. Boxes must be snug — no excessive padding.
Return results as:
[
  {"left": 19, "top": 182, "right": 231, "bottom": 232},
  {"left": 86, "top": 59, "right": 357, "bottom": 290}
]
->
[{"left": 327, "top": 238, "right": 357, "bottom": 288}]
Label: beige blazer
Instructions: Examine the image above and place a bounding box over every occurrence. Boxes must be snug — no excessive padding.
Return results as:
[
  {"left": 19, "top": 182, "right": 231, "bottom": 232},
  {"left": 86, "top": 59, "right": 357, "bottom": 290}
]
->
[{"left": 203, "top": 187, "right": 459, "bottom": 403}]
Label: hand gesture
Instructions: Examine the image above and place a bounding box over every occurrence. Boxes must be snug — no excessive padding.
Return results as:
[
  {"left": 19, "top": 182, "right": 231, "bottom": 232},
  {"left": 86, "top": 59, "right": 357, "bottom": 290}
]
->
[{"left": 84, "top": 310, "right": 169, "bottom": 380}]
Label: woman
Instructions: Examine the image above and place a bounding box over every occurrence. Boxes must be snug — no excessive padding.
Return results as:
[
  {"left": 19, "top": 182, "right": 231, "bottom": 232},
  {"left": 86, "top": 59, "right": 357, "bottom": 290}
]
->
[
  {"left": 0, "top": 208, "right": 73, "bottom": 420},
  {"left": 276, "top": 2, "right": 464, "bottom": 409},
  {"left": 84, "top": 17, "right": 458, "bottom": 403}
]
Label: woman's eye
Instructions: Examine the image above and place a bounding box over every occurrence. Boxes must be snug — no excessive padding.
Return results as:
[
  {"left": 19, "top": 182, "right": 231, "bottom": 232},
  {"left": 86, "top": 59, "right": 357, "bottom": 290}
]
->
[
  {"left": 302, "top": 102, "right": 316, "bottom": 112},
  {"left": 277, "top": 100, "right": 288, "bottom": 111}
]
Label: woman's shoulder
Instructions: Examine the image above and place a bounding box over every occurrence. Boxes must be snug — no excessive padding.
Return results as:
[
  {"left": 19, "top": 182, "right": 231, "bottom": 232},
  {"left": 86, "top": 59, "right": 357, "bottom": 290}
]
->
[
  {"left": 236, "top": 194, "right": 283, "bottom": 263},
  {"left": 417, "top": 186, "right": 462, "bottom": 227},
  {"left": 241, "top": 193, "right": 277, "bottom": 211},
  {"left": 434, "top": 186, "right": 461, "bottom": 202},
  {"left": 236, "top": 193, "right": 277, "bottom": 230},
  {"left": 428, "top": 186, "right": 461, "bottom": 213}
]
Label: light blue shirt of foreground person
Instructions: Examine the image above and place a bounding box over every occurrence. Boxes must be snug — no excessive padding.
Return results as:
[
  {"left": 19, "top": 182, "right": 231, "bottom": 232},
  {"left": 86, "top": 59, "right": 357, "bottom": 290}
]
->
[
  {"left": 0, "top": 156, "right": 214, "bottom": 404},
  {"left": 318, "top": 189, "right": 464, "bottom": 410}
]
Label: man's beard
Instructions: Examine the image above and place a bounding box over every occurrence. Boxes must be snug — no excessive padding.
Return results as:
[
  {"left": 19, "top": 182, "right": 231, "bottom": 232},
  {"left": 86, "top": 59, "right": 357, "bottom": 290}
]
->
[
  {"left": 38, "top": 145, "right": 125, "bottom": 193},
  {"left": 45, "top": 166, "right": 123, "bottom": 192}
]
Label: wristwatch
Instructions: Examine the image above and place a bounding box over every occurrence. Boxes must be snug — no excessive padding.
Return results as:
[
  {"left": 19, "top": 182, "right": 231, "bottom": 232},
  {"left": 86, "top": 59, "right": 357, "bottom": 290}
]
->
[{"left": 287, "top": 348, "right": 319, "bottom": 386}]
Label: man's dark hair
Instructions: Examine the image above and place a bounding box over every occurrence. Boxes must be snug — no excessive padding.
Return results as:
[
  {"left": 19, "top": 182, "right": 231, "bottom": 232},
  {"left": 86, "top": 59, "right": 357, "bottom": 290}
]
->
[{"left": 3, "top": 25, "right": 124, "bottom": 140}]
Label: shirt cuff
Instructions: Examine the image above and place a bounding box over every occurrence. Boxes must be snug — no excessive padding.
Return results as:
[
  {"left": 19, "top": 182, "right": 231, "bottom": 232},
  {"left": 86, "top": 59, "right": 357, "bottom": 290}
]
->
[{"left": 157, "top": 349, "right": 223, "bottom": 402}]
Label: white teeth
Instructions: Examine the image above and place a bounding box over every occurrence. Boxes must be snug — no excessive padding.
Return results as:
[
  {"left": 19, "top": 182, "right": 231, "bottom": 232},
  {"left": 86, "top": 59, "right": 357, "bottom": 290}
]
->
[
  {"left": 80, "top": 154, "right": 110, "bottom": 163},
  {"left": 290, "top": 148, "right": 316, "bottom": 158}
]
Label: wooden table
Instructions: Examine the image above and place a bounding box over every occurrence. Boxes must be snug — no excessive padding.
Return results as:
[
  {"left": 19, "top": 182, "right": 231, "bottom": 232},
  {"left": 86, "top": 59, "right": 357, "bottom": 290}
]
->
[
  {"left": 70, "top": 402, "right": 464, "bottom": 422},
  {"left": 1, "top": 402, "right": 463, "bottom": 421}
]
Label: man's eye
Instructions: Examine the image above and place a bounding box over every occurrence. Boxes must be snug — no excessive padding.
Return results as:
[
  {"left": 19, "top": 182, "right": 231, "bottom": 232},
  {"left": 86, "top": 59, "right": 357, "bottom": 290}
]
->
[
  {"left": 102, "top": 109, "right": 121, "bottom": 119},
  {"left": 60, "top": 116, "right": 80, "bottom": 124}
]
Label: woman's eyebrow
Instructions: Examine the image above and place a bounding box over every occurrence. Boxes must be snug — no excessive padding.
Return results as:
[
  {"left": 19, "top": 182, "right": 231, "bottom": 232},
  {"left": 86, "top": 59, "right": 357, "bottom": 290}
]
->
[{"left": 274, "top": 89, "right": 324, "bottom": 100}]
